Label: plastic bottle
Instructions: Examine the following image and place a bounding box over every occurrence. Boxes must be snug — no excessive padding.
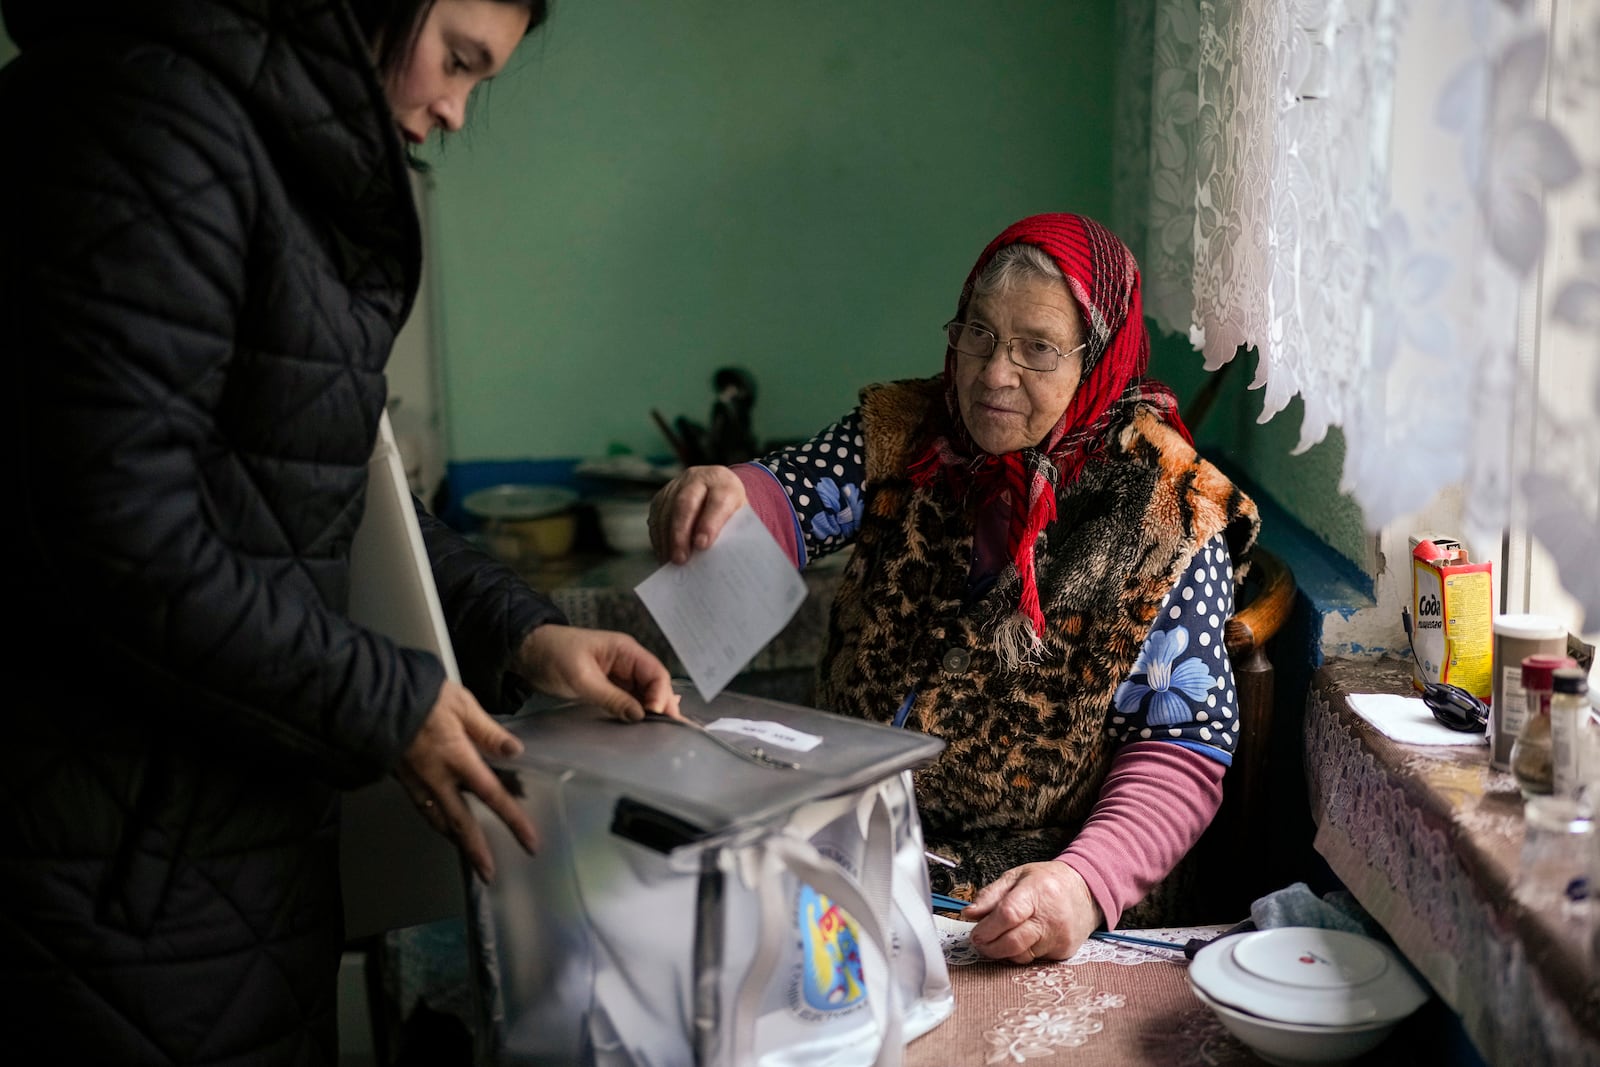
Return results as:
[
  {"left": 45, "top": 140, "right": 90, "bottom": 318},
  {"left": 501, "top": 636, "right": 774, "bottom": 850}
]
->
[
  {"left": 1550, "top": 667, "right": 1589, "bottom": 799},
  {"left": 1584, "top": 683, "right": 1600, "bottom": 805}
]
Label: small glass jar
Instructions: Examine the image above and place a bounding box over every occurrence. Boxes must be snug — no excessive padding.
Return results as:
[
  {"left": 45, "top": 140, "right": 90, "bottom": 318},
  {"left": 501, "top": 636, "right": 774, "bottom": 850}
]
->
[
  {"left": 1493, "top": 617, "right": 1569, "bottom": 769},
  {"left": 1521, "top": 655, "right": 1575, "bottom": 734},
  {"left": 1520, "top": 795, "right": 1594, "bottom": 915},
  {"left": 1513, "top": 692, "right": 1556, "bottom": 798}
]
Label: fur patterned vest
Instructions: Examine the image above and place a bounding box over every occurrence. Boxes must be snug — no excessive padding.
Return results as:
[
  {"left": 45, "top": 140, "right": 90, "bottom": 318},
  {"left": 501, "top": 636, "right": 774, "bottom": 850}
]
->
[{"left": 817, "top": 377, "right": 1259, "bottom": 900}]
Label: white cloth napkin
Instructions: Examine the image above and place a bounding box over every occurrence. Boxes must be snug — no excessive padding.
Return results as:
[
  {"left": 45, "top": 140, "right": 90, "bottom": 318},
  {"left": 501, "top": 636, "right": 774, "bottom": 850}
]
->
[{"left": 1347, "top": 693, "right": 1489, "bottom": 746}]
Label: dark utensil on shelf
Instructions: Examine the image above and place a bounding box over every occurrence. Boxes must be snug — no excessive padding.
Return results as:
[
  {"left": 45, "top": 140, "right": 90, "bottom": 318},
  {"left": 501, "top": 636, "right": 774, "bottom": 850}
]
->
[{"left": 650, "top": 408, "right": 693, "bottom": 467}]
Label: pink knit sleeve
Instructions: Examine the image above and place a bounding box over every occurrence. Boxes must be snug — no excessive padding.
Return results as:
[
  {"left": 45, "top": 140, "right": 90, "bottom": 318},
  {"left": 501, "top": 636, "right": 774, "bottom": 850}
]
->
[
  {"left": 732, "top": 462, "right": 803, "bottom": 568},
  {"left": 1057, "top": 740, "right": 1225, "bottom": 929}
]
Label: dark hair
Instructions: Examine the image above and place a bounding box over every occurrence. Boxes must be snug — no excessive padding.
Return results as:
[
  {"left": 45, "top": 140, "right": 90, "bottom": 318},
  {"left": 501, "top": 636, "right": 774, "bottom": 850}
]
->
[{"left": 348, "top": 0, "right": 550, "bottom": 83}]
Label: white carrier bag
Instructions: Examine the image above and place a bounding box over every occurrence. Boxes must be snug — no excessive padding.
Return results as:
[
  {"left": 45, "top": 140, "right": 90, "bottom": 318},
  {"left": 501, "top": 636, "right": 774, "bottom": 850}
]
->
[{"left": 465, "top": 686, "right": 953, "bottom": 1067}]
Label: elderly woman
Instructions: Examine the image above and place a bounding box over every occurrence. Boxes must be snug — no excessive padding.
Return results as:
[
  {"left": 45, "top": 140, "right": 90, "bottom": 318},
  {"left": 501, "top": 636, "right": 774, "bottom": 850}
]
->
[{"left": 651, "top": 213, "right": 1259, "bottom": 963}]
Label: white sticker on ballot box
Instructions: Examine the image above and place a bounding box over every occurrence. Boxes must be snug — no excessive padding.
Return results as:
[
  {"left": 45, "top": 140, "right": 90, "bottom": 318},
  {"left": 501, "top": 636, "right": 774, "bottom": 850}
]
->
[{"left": 704, "top": 717, "right": 823, "bottom": 752}]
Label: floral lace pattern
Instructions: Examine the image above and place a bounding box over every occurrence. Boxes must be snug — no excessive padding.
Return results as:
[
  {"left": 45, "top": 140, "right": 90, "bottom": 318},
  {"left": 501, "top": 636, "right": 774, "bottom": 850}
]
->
[
  {"left": 1116, "top": 0, "right": 1600, "bottom": 626},
  {"left": 1115, "top": 0, "right": 1377, "bottom": 442},
  {"left": 982, "top": 968, "right": 1125, "bottom": 1064}
]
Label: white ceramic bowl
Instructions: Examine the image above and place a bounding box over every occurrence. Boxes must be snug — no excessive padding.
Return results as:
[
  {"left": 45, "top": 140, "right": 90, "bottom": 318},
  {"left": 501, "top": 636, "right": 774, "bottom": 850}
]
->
[
  {"left": 1188, "top": 928, "right": 1427, "bottom": 1028},
  {"left": 595, "top": 497, "right": 654, "bottom": 554},
  {"left": 1189, "top": 984, "right": 1402, "bottom": 1066}
]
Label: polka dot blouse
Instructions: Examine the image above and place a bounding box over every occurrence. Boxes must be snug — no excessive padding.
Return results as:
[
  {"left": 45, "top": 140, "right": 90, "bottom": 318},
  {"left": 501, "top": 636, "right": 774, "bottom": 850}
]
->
[
  {"left": 756, "top": 412, "right": 868, "bottom": 568},
  {"left": 758, "top": 410, "right": 1239, "bottom": 766},
  {"left": 1106, "top": 535, "right": 1238, "bottom": 764}
]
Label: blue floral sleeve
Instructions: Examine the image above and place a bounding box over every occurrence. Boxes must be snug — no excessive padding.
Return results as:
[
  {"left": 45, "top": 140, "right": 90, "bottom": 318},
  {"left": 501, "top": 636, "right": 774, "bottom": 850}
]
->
[
  {"left": 756, "top": 411, "right": 867, "bottom": 567},
  {"left": 1108, "top": 533, "right": 1239, "bottom": 765}
]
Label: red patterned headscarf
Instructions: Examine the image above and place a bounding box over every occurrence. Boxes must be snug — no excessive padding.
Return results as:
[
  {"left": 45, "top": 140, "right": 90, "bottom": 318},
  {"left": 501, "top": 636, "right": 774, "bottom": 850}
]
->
[{"left": 908, "top": 213, "right": 1193, "bottom": 666}]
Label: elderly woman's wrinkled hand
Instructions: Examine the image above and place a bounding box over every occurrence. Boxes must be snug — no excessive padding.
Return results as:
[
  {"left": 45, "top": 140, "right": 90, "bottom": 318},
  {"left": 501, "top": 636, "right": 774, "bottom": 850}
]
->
[
  {"left": 648, "top": 465, "right": 747, "bottom": 564},
  {"left": 963, "top": 860, "right": 1104, "bottom": 964}
]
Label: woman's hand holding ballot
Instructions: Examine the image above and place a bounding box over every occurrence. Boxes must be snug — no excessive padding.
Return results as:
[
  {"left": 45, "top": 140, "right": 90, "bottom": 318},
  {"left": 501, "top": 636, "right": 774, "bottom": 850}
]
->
[{"left": 649, "top": 465, "right": 748, "bottom": 564}]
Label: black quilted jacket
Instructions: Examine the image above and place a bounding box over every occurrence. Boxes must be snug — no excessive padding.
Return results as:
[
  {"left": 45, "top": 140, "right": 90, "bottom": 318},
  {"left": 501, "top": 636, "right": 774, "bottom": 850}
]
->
[{"left": 0, "top": 1, "right": 561, "bottom": 1061}]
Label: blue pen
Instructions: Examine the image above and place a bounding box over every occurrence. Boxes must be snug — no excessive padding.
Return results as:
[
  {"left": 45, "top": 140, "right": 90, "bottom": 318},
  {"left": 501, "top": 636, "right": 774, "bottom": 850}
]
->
[
  {"left": 1087, "top": 930, "right": 1186, "bottom": 952},
  {"left": 892, "top": 687, "right": 917, "bottom": 728}
]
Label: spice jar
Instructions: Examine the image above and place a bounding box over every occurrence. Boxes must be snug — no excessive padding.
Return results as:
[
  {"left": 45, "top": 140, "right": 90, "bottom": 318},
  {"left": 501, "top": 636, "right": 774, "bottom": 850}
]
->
[
  {"left": 1514, "top": 684, "right": 1556, "bottom": 799},
  {"left": 1510, "top": 656, "right": 1572, "bottom": 796},
  {"left": 1492, "top": 615, "right": 1568, "bottom": 769},
  {"left": 1551, "top": 667, "right": 1590, "bottom": 799},
  {"left": 1522, "top": 656, "right": 1576, "bottom": 741}
]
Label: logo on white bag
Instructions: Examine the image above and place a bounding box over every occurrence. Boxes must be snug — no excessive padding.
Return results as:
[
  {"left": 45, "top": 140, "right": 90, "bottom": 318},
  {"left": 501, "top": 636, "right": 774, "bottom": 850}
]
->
[{"left": 797, "top": 885, "right": 867, "bottom": 1012}]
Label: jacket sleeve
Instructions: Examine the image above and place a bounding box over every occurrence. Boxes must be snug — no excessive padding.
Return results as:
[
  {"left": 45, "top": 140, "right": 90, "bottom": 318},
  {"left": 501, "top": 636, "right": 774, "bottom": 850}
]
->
[
  {"left": 751, "top": 410, "right": 868, "bottom": 566},
  {"left": 415, "top": 501, "right": 567, "bottom": 714},
  {"left": 5, "top": 60, "right": 438, "bottom": 786}
]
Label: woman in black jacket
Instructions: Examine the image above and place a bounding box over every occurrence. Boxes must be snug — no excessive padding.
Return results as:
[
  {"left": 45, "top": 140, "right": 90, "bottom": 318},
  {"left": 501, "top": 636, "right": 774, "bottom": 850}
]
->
[{"left": 0, "top": 1, "right": 677, "bottom": 1061}]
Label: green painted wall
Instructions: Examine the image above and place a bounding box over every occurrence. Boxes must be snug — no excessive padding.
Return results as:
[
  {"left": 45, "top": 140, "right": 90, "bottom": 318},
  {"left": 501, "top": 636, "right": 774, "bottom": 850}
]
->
[
  {"left": 425, "top": 0, "right": 1117, "bottom": 460},
  {"left": 1, "top": 3, "right": 1369, "bottom": 570}
]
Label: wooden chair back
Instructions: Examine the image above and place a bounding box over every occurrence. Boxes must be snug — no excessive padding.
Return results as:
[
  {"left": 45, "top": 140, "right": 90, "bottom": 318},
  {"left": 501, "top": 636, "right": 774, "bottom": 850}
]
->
[{"left": 1201, "top": 546, "right": 1298, "bottom": 916}]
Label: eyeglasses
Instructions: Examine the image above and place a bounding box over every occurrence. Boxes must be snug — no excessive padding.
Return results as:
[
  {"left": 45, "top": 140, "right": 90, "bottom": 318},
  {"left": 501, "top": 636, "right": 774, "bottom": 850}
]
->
[{"left": 944, "top": 320, "right": 1087, "bottom": 373}]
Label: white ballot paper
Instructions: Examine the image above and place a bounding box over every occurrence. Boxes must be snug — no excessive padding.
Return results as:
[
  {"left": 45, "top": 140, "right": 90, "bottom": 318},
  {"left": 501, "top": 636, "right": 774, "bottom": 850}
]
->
[{"left": 635, "top": 505, "right": 808, "bottom": 701}]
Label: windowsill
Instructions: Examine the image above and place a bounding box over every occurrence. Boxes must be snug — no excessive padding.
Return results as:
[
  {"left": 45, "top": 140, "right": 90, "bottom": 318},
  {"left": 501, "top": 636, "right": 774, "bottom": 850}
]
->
[{"left": 1306, "top": 657, "right": 1598, "bottom": 1063}]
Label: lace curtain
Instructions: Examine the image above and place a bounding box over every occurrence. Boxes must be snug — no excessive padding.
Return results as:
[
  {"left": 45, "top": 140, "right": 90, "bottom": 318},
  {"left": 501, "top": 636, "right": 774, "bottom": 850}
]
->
[{"left": 1115, "top": 0, "right": 1600, "bottom": 627}]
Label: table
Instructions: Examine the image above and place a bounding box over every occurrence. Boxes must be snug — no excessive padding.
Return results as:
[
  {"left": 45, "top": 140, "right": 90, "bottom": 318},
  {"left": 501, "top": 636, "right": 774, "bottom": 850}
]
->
[
  {"left": 1306, "top": 658, "right": 1600, "bottom": 1066},
  {"left": 904, "top": 922, "right": 1268, "bottom": 1067}
]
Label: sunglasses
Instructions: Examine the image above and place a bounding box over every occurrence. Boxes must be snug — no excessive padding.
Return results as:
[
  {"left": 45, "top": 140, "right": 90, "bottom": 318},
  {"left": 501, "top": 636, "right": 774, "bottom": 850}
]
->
[{"left": 1402, "top": 608, "right": 1488, "bottom": 732}]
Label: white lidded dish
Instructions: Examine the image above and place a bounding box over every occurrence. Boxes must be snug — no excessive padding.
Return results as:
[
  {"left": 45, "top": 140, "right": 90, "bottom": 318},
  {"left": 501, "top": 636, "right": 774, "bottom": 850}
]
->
[
  {"left": 1189, "top": 985, "right": 1405, "bottom": 1066},
  {"left": 1188, "top": 928, "right": 1427, "bottom": 1028}
]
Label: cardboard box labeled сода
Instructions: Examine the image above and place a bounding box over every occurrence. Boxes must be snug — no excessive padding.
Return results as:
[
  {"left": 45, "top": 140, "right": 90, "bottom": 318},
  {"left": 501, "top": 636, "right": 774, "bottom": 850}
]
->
[{"left": 1411, "top": 539, "right": 1493, "bottom": 700}]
